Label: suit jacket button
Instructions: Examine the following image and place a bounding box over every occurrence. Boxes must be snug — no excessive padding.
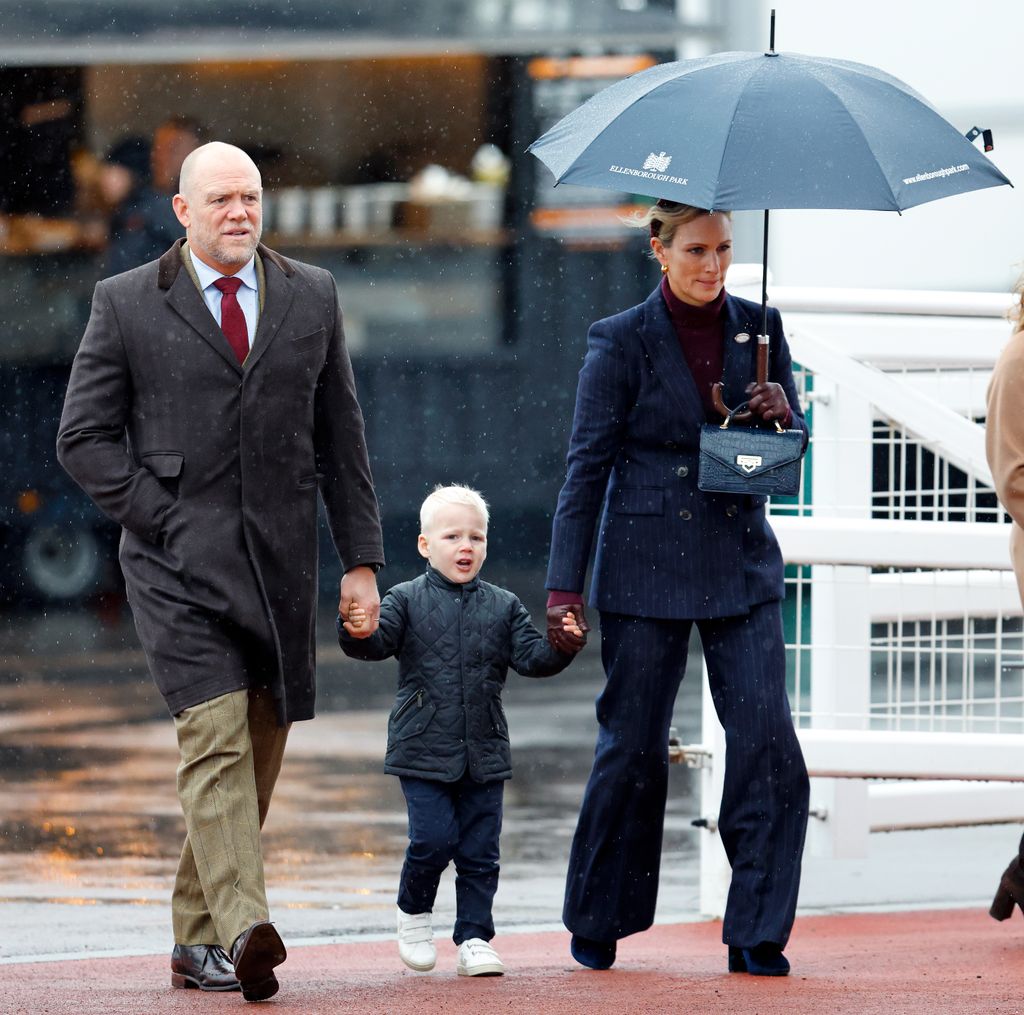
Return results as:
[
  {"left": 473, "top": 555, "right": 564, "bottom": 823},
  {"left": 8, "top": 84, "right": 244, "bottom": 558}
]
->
[
  {"left": 678, "top": 509, "right": 692, "bottom": 520},
  {"left": 664, "top": 440, "right": 676, "bottom": 449},
  {"left": 676, "top": 465, "right": 689, "bottom": 478},
  {"left": 725, "top": 504, "right": 738, "bottom": 517}
]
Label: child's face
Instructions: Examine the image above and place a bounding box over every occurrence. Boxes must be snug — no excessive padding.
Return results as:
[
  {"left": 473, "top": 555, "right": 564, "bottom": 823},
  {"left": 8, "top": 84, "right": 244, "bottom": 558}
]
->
[{"left": 418, "top": 502, "right": 487, "bottom": 584}]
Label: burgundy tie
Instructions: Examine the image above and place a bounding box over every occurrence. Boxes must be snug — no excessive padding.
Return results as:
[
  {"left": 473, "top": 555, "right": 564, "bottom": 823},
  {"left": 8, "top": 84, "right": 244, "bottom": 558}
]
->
[{"left": 213, "top": 276, "right": 249, "bottom": 365}]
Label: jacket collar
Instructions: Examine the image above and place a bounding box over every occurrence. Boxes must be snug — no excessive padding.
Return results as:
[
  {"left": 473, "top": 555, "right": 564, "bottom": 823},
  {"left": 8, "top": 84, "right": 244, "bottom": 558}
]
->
[
  {"left": 157, "top": 237, "right": 294, "bottom": 289},
  {"left": 425, "top": 564, "right": 480, "bottom": 594}
]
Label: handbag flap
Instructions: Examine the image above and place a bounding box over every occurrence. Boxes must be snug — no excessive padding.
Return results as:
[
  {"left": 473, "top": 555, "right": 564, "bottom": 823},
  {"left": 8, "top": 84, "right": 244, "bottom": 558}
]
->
[{"left": 699, "top": 425, "right": 804, "bottom": 480}]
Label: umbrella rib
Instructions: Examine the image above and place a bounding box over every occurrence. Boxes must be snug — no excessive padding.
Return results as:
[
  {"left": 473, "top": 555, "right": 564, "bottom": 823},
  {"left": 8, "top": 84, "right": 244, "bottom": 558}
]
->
[
  {"left": 709, "top": 79, "right": 753, "bottom": 212},
  {"left": 804, "top": 66, "right": 903, "bottom": 211}
]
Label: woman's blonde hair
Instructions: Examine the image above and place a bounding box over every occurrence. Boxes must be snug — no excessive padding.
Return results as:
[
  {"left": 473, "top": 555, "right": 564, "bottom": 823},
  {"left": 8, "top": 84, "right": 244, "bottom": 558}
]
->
[
  {"left": 1011, "top": 271, "right": 1024, "bottom": 332},
  {"left": 631, "top": 200, "right": 732, "bottom": 257}
]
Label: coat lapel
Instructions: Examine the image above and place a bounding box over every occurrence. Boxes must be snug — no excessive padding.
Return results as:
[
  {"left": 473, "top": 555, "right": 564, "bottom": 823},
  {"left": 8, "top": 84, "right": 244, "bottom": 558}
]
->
[
  {"left": 159, "top": 241, "right": 243, "bottom": 374},
  {"left": 635, "top": 286, "right": 706, "bottom": 426},
  {"left": 243, "top": 244, "right": 296, "bottom": 372},
  {"left": 719, "top": 294, "right": 759, "bottom": 411}
]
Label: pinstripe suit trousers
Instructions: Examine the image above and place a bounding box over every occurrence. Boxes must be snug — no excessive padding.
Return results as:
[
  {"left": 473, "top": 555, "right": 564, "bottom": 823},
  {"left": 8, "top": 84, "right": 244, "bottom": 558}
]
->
[
  {"left": 563, "top": 601, "right": 809, "bottom": 948},
  {"left": 171, "top": 688, "right": 290, "bottom": 949}
]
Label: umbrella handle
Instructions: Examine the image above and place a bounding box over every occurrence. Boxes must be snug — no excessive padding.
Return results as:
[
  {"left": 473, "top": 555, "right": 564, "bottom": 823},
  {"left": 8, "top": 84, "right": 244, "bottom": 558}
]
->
[
  {"left": 711, "top": 382, "right": 753, "bottom": 422},
  {"left": 710, "top": 338, "right": 769, "bottom": 421}
]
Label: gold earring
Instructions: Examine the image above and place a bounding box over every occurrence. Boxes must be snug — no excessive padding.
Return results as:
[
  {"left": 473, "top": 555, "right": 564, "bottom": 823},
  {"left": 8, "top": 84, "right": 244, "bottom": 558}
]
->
[{"left": 661, "top": 264, "right": 669, "bottom": 274}]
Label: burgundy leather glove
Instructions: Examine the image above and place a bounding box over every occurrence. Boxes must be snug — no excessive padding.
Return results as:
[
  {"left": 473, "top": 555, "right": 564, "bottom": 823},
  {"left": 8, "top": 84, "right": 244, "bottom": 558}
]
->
[
  {"left": 546, "top": 602, "right": 589, "bottom": 654},
  {"left": 745, "top": 381, "right": 792, "bottom": 426}
]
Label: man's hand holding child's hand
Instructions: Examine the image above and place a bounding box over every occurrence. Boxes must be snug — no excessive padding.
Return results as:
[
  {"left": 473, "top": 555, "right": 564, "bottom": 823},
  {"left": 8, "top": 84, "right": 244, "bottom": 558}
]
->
[{"left": 342, "top": 601, "right": 368, "bottom": 637}]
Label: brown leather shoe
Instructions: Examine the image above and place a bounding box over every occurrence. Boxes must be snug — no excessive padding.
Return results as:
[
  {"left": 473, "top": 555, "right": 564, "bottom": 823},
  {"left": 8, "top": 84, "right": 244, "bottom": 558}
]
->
[
  {"left": 170, "top": 944, "right": 240, "bottom": 991},
  {"left": 230, "top": 922, "right": 286, "bottom": 1002}
]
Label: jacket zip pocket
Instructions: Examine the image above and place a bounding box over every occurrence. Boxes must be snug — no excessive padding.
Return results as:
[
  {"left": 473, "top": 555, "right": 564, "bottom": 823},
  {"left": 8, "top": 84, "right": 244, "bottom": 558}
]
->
[{"left": 393, "top": 688, "right": 424, "bottom": 722}]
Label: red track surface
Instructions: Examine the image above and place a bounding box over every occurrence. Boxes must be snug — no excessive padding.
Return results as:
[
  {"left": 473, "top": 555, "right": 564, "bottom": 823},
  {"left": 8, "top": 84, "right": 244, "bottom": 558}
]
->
[{"left": 5, "top": 909, "right": 1024, "bottom": 1015}]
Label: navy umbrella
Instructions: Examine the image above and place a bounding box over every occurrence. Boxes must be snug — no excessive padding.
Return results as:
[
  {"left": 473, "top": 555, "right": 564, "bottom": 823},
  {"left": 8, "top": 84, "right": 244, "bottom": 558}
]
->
[{"left": 529, "top": 30, "right": 1012, "bottom": 412}]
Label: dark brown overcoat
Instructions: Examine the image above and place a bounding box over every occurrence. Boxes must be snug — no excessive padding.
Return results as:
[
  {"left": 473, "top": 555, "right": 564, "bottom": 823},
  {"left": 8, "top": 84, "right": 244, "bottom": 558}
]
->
[{"left": 57, "top": 240, "right": 383, "bottom": 723}]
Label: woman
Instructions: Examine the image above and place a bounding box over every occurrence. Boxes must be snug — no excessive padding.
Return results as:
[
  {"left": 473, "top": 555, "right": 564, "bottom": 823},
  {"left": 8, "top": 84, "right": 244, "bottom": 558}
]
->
[
  {"left": 545, "top": 200, "right": 810, "bottom": 975},
  {"left": 986, "top": 273, "right": 1024, "bottom": 923}
]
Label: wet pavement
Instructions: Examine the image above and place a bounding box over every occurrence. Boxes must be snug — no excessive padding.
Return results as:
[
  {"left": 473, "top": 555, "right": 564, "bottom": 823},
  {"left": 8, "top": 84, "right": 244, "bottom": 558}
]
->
[
  {"left": 0, "top": 581, "right": 703, "bottom": 963},
  {"left": 9, "top": 911, "right": 1024, "bottom": 1015}
]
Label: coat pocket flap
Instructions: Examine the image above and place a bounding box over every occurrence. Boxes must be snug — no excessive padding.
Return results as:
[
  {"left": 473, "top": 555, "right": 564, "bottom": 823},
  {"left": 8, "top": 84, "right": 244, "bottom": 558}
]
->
[
  {"left": 391, "top": 695, "right": 437, "bottom": 742},
  {"left": 142, "top": 451, "right": 185, "bottom": 478},
  {"left": 292, "top": 327, "right": 326, "bottom": 353}
]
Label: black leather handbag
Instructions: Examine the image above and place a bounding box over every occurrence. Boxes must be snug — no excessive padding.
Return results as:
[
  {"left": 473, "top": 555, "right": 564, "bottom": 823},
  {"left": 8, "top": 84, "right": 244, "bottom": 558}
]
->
[{"left": 698, "top": 405, "right": 805, "bottom": 496}]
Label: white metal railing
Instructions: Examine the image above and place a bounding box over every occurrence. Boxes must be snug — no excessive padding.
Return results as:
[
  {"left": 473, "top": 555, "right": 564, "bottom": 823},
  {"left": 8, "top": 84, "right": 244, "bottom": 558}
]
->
[{"left": 691, "top": 282, "right": 1024, "bottom": 914}]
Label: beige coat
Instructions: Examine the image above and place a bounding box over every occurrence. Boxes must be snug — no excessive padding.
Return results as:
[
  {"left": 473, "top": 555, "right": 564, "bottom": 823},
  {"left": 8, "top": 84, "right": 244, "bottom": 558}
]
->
[{"left": 986, "top": 328, "right": 1024, "bottom": 604}]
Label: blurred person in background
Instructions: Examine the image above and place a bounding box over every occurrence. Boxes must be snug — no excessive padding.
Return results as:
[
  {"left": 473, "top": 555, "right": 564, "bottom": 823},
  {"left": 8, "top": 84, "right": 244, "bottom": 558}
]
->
[
  {"left": 107, "top": 115, "right": 203, "bottom": 272},
  {"left": 98, "top": 134, "right": 152, "bottom": 275},
  {"left": 986, "top": 272, "right": 1024, "bottom": 925}
]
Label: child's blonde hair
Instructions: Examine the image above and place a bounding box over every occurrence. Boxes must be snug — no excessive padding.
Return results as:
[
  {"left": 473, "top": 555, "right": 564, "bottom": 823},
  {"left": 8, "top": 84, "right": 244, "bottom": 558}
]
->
[{"left": 419, "top": 484, "right": 490, "bottom": 533}]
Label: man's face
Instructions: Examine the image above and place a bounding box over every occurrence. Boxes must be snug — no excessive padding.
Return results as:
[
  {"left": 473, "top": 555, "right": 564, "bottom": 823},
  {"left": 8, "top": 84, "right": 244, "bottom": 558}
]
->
[{"left": 173, "top": 151, "right": 262, "bottom": 275}]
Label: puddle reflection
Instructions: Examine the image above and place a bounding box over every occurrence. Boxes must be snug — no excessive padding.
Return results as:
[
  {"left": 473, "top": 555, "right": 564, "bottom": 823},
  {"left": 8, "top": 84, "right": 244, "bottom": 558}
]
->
[{"left": 1, "top": 601, "right": 702, "bottom": 937}]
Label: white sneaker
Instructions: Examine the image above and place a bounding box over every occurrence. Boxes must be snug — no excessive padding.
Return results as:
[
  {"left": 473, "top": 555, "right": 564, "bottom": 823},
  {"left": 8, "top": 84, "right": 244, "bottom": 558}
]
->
[
  {"left": 456, "top": 937, "right": 505, "bottom": 977},
  {"left": 397, "top": 907, "right": 436, "bottom": 972}
]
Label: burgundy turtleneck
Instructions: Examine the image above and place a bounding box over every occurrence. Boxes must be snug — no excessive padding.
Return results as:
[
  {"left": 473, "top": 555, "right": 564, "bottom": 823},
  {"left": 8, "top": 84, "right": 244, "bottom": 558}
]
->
[{"left": 659, "top": 275, "right": 728, "bottom": 420}]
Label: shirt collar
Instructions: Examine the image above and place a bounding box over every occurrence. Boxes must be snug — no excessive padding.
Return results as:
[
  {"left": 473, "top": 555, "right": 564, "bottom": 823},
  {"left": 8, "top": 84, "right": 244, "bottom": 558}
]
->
[{"left": 191, "top": 251, "right": 258, "bottom": 293}]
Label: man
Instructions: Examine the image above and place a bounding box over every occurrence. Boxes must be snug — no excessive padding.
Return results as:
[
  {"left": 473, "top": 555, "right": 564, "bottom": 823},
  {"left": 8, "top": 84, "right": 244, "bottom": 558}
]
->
[
  {"left": 107, "top": 116, "right": 203, "bottom": 273},
  {"left": 151, "top": 115, "right": 204, "bottom": 195},
  {"left": 57, "top": 142, "right": 384, "bottom": 1002}
]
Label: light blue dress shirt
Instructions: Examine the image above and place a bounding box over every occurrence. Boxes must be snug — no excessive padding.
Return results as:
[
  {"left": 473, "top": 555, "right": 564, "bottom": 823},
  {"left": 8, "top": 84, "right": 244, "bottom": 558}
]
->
[{"left": 190, "top": 251, "right": 259, "bottom": 350}]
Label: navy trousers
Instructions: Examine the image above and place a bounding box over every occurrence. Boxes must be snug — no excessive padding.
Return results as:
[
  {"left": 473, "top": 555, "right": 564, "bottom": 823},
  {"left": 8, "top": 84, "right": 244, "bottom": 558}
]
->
[
  {"left": 563, "top": 601, "right": 809, "bottom": 948},
  {"left": 398, "top": 774, "right": 504, "bottom": 944}
]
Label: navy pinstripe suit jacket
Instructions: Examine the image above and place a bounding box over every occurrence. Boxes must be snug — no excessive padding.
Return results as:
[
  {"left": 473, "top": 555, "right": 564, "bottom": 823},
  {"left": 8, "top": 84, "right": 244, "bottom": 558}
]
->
[{"left": 546, "top": 286, "right": 808, "bottom": 620}]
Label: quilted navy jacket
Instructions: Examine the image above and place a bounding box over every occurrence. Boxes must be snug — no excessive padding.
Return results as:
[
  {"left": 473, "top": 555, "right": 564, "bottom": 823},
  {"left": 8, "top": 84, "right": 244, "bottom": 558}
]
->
[{"left": 338, "top": 565, "right": 573, "bottom": 782}]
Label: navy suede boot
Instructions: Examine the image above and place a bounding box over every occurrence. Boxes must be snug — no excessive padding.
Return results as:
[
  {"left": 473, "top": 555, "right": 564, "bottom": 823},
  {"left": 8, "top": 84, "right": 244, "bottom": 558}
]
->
[
  {"left": 728, "top": 942, "right": 790, "bottom": 976},
  {"left": 570, "top": 934, "right": 617, "bottom": 970}
]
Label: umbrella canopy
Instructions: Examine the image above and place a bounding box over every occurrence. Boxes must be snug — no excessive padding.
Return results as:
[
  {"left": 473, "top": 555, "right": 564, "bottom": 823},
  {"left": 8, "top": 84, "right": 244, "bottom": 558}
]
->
[{"left": 529, "top": 50, "right": 1011, "bottom": 212}]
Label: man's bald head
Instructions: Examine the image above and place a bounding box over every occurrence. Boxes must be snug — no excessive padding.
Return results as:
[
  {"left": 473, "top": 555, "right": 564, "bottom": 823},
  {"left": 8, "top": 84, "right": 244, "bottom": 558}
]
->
[{"left": 178, "top": 142, "right": 261, "bottom": 202}]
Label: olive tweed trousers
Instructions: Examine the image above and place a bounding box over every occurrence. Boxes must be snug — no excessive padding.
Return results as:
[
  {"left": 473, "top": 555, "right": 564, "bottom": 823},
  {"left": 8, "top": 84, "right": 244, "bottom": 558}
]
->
[{"left": 171, "top": 688, "right": 290, "bottom": 950}]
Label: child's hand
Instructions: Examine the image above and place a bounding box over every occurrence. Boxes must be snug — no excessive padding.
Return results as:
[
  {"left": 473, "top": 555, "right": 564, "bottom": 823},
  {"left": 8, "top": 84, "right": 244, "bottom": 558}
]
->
[
  {"left": 561, "top": 611, "right": 586, "bottom": 652},
  {"left": 343, "top": 601, "right": 368, "bottom": 637}
]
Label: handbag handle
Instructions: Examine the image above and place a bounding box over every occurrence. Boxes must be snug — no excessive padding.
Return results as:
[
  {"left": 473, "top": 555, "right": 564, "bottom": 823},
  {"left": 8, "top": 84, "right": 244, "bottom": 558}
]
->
[{"left": 719, "top": 403, "right": 785, "bottom": 433}]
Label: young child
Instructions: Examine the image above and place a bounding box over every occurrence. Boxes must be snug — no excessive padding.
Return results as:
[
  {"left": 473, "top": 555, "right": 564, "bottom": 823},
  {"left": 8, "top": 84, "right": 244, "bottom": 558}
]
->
[{"left": 338, "top": 484, "right": 583, "bottom": 976}]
